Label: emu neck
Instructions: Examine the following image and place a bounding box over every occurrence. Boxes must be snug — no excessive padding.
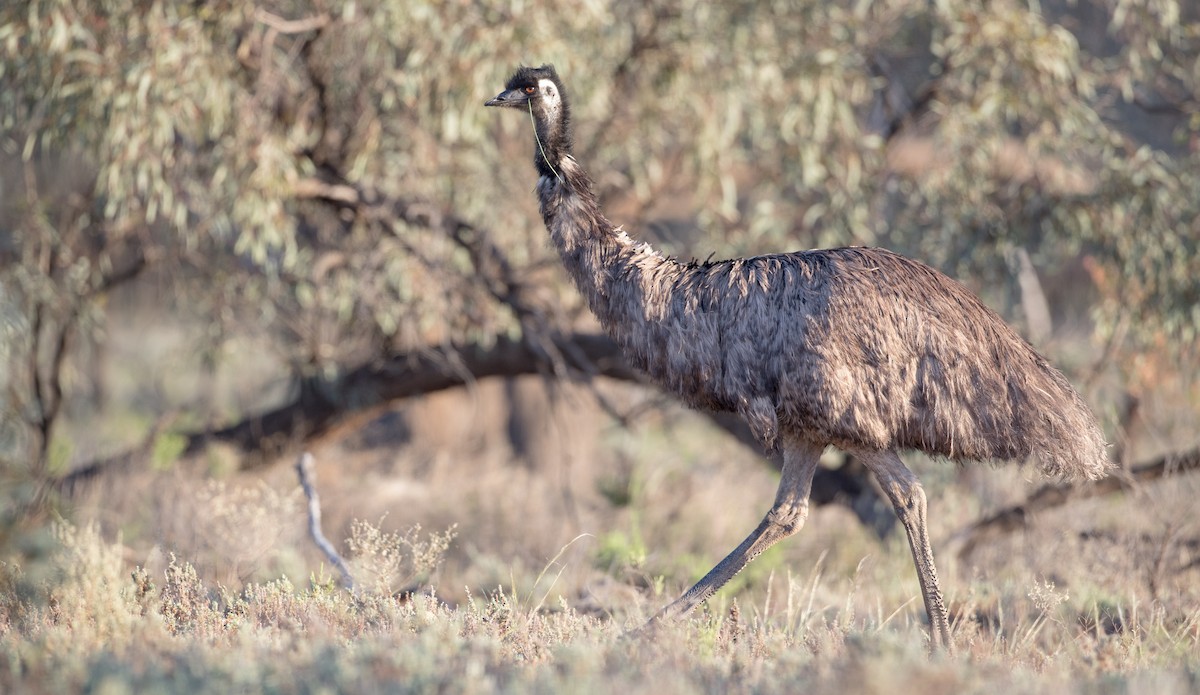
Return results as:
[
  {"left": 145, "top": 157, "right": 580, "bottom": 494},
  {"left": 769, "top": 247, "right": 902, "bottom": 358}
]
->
[
  {"left": 535, "top": 152, "right": 677, "bottom": 342},
  {"left": 532, "top": 104, "right": 568, "bottom": 179},
  {"left": 527, "top": 88, "right": 679, "bottom": 338}
]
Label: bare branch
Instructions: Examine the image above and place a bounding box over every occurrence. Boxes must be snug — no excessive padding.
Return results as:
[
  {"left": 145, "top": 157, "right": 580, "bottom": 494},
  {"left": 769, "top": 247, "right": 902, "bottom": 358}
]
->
[
  {"left": 54, "top": 328, "right": 897, "bottom": 534},
  {"left": 293, "top": 178, "right": 358, "bottom": 205},
  {"left": 55, "top": 332, "right": 638, "bottom": 485},
  {"left": 294, "top": 173, "right": 579, "bottom": 379},
  {"left": 253, "top": 9, "right": 331, "bottom": 34},
  {"left": 295, "top": 452, "right": 356, "bottom": 591},
  {"left": 869, "top": 52, "right": 951, "bottom": 142}
]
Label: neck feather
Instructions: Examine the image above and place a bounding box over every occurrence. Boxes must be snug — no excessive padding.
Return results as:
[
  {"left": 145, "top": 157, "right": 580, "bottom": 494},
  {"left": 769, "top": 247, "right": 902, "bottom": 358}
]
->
[
  {"left": 530, "top": 77, "right": 571, "bottom": 178},
  {"left": 534, "top": 114, "right": 567, "bottom": 179},
  {"left": 536, "top": 157, "right": 679, "bottom": 338}
]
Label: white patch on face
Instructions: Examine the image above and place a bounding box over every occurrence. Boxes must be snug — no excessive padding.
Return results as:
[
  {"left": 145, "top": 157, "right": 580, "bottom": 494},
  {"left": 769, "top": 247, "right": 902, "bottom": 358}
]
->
[{"left": 538, "top": 78, "right": 561, "bottom": 122}]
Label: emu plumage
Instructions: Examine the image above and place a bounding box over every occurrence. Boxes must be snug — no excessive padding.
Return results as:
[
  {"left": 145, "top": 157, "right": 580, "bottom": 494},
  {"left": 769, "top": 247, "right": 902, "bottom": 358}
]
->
[{"left": 487, "top": 64, "right": 1109, "bottom": 651}]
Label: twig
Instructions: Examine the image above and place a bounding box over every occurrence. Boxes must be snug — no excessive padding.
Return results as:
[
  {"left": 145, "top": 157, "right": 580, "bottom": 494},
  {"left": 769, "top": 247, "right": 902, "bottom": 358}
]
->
[
  {"left": 253, "top": 9, "right": 331, "bottom": 34},
  {"left": 295, "top": 452, "right": 356, "bottom": 591}
]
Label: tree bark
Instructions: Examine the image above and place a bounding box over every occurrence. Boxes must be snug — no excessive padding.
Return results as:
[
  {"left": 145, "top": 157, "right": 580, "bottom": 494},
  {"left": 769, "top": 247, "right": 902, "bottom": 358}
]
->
[
  {"left": 56, "top": 330, "right": 890, "bottom": 531},
  {"left": 58, "top": 332, "right": 631, "bottom": 487}
]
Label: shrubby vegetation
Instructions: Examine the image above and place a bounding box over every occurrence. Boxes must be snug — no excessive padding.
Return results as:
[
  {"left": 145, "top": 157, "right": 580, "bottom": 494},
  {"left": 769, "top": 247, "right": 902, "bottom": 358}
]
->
[{"left": 1, "top": 517, "right": 1198, "bottom": 693}]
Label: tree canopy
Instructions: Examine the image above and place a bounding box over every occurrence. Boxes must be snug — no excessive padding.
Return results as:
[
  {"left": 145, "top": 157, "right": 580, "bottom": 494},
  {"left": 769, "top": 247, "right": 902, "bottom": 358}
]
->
[{"left": 2, "top": 0, "right": 1198, "bottom": 474}]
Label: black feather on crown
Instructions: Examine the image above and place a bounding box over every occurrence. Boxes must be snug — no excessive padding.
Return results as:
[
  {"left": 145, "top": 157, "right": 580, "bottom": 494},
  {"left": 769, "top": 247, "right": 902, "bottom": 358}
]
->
[{"left": 505, "top": 64, "right": 562, "bottom": 92}]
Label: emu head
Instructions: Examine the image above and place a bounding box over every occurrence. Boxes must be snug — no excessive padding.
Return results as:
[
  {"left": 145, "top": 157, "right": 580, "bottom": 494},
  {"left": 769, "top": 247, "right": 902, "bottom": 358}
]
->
[
  {"left": 486, "top": 64, "right": 572, "bottom": 178},
  {"left": 485, "top": 64, "right": 567, "bottom": 124}
]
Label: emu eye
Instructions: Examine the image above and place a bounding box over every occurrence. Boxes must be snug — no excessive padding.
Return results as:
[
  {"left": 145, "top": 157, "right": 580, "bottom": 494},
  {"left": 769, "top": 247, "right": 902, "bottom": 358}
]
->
[{"left": 523, "top": 86, "right": 537, "bottom": 95}]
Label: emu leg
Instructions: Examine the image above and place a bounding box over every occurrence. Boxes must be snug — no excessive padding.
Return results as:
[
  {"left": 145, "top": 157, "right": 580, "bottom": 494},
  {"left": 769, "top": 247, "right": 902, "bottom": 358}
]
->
[
  {"left": 644, "top": 438, "right": 823, "bottom": 627},
  {"left": 857, "top": 448, "right": 953, "bottom": 652}
]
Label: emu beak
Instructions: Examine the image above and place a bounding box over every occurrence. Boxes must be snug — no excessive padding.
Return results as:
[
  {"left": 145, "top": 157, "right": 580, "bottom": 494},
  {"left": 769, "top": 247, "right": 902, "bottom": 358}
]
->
[{"left": 485, "top": 89, "right": 522, "bottom": 107}]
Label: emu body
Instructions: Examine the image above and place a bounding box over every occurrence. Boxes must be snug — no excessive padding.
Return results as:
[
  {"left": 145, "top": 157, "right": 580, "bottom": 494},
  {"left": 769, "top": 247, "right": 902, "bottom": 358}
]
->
[{"left": 487, "top": 64, "right": 1109, "bottom": 651}]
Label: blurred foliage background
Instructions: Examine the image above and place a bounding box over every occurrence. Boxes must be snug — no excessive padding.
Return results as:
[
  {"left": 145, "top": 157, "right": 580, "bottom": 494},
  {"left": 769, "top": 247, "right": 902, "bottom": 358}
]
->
[{"left": 0, "top": 0, "right": 1198, "bottom": 593}]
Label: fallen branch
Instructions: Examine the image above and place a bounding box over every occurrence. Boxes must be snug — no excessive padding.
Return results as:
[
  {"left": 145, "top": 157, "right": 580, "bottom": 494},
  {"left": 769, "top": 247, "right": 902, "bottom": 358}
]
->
[
  {"left": 254, "top": 9, "right": 330, "bottom": 34},
  {"left": 57, "top": 332, "right": 635, "bottom": 486},
  {"left": 56, "top": 329, "right": 894, "bottom": 533},
  {"left": 295, "top": 451, "right": 356, "bottom": 591},
  {"left": 951, "top": 446, "right": 1200, "bottom": 563}
]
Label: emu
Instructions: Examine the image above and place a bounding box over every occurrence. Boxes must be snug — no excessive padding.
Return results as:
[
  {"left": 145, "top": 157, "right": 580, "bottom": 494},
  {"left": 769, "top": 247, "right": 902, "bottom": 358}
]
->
[{"left": 486, "top": 64, "right": 1109, "bottom": 651}]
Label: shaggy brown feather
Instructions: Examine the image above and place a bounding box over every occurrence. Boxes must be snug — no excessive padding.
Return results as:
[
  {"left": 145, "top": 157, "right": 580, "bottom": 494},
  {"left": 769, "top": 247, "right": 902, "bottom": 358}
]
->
[{"left": 539, "top": 157, "right": 1107, "bottom": 479}]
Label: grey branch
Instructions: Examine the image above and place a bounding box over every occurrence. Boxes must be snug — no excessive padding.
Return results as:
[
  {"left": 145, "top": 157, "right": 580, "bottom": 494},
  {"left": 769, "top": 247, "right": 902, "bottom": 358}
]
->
[
  {"left": 295, "top": 452, "right": 356, "bottom": 591},
  {"left": 253, "top": 9, "right": 330, "bottom": 34}
]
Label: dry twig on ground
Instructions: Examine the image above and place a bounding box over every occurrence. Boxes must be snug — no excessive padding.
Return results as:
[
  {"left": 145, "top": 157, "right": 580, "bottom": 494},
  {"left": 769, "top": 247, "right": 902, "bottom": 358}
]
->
[{"left": 295, "top": 452, "right": 356, "bottom": 591}]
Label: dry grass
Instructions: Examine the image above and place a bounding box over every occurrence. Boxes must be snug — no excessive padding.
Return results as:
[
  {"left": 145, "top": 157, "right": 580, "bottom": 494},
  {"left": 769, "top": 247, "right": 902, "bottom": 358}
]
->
[
  {"left": 4, "top": 389, "right": 1200, "bottom": 692},
  {"left": 1, "top": 509, "right": 1197, "bottom": 694}
]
